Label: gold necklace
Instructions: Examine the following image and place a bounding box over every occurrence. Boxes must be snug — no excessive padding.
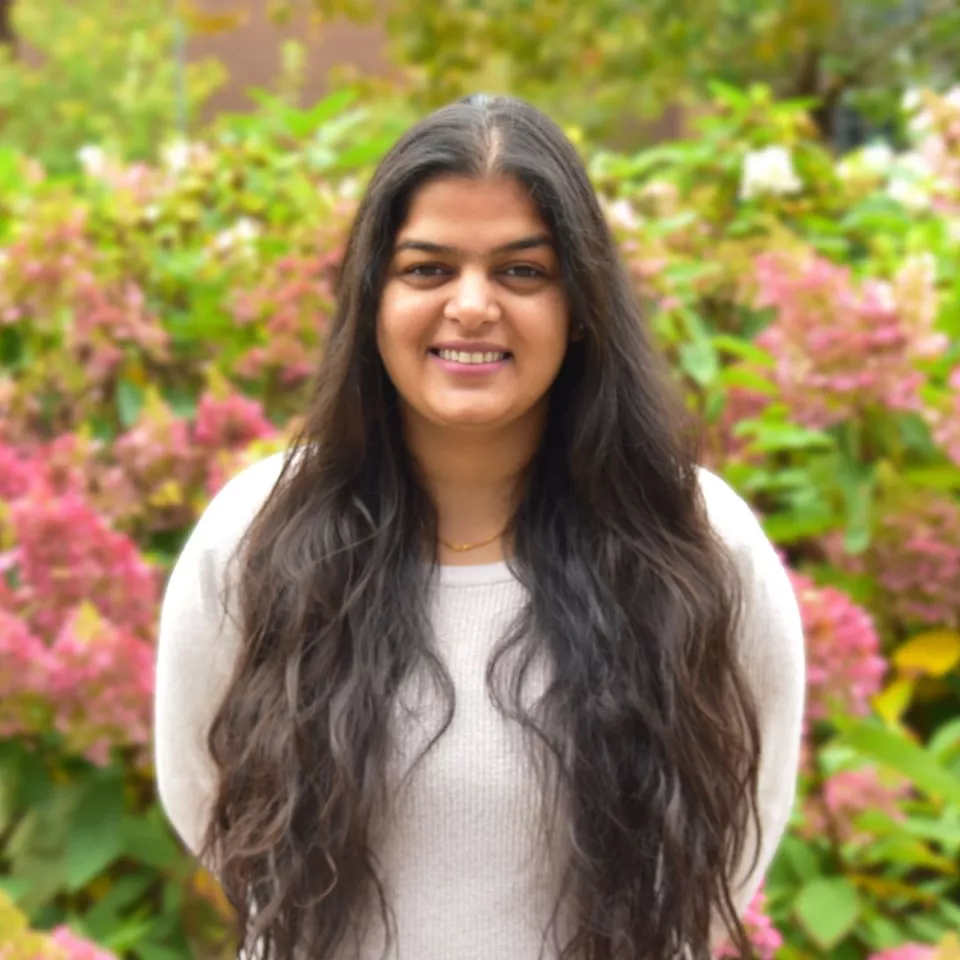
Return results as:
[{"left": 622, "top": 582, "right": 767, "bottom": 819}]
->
[{"left": 439, "top": 528, "right": 505, "bottom": 553}]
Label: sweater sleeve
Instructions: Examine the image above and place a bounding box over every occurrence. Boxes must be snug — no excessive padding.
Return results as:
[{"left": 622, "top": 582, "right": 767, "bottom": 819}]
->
[
  {"left": 153, "top": 452, "right": 287, "bottom": 863},
  {"left": 697, "top": 468, "right": 807, "bottom": 928}
]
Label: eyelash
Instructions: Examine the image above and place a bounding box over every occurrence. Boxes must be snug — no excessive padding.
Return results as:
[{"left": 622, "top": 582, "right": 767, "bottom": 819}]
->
[{"left": 404, "top": 264, "right": 546, "bottom": 280}]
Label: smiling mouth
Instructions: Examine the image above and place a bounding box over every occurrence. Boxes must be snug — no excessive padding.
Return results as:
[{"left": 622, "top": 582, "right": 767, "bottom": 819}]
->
[{"left": 428, "top": 348, "right": 512, "bottom": 364}]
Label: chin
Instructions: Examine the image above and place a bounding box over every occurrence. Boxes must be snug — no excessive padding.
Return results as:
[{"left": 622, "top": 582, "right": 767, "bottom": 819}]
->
[{"left": 430, "top": 405, "right": 509, "bottom": 430}]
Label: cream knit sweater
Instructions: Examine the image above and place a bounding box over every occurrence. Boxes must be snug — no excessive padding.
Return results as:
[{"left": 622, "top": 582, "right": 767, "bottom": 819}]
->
[{"left": 154, "top": 452, "right": 806, "bottom": 960}]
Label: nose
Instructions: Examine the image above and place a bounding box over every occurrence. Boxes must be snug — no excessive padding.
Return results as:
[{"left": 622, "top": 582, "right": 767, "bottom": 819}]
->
[{"left": 445, "top": 268, "right": 500, "bottom": 328}]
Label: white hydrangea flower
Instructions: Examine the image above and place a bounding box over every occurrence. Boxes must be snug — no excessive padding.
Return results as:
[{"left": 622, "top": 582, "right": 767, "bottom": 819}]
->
[
  {"left": 77, "top": 144, "right": 108, "bottom": 178},
  {"left": 860, "top": 143, "right": 895, "bottom": 174},
  {"left": 887, "top": 178, "right": 931, "bottom": 213},
  {"left": 837, "top": 142, "right": 896, "bottom": 181},
  {"left": 606, "top": 197, "right": 640, "bottom": 230},
  {"left": 213, "top": 217, "right": 261, "bottom": 253},
  {"left": 945, "top": 86, "right": 960, "bottom": 111},
  {"left": 896, "top": 153, "right": 934, "bottom": 179},
  {"left": 162, "top": 139, "right": 193, "bottom": 176},
  {"left": 902, "top": 88, "right": 924, "bottom": 114},
  {"left": 336, "top": 177, "right": 361, "bottom": 200},
  {"left": 902, "top": 89, "right": 934, "bottom": 137},
  {"left": 739, "top": 146, "right": 803, "bottom": 201}
]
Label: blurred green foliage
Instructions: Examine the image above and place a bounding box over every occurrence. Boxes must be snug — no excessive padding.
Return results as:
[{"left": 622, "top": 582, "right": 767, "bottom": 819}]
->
[
  {"left": 0, "top": 1, "right": 958, "bottom": 957},
  {"left": 310, "top": 0, "right": 960, "bottom": 146},
  {"left": 0, "top": 0, "right": 224, "bottom": 174},
  {"left": 0, "top": 81, "right": 959, "bottom": 958}
]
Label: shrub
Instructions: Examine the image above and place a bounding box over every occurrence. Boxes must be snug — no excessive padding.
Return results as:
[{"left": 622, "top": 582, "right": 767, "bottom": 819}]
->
[{"left": 2, "top": 81, "right": 960, "bottom": 958}]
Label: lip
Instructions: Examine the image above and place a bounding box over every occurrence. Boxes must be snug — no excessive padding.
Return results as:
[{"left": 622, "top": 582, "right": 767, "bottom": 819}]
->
[
  {"left": 429, "top": 341, "right": 512, "bottom": 355},
  {"left": 428, "top": 342, "right": 512, "bottom": 376}
]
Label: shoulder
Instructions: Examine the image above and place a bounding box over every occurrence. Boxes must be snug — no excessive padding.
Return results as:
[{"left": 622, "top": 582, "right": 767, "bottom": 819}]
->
[
  {"left": 695, "top": 465, "right": 804, "bottom": 656},
  {"left": 694, "top": 465, "right": 769, "bottom": 560},
  {"left": 187, "top": 450, "right": 293, "bottom": 562}
]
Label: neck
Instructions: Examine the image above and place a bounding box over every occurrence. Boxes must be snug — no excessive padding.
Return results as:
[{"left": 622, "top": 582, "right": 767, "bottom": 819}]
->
[{"left": 403, "top": 410, "right": 544, "bottom": 565}]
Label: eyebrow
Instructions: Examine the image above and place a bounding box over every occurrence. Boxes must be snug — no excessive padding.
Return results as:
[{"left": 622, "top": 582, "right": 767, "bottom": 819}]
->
[{"left": 393, "top": 234, "right": 555, "bottom": 256}]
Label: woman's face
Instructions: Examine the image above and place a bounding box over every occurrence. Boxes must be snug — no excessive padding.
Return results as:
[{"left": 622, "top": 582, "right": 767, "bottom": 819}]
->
[{"left": 377, "top": 175, "right": 571, "bottom": 434}]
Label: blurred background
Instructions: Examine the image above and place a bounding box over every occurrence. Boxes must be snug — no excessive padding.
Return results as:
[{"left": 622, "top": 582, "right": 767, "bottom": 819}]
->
[{"left": 0, "top": 1, "right": 959, "bottom": 958}]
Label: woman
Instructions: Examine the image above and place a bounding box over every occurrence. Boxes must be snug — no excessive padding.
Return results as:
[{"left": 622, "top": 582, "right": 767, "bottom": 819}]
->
[{"left": 155, "top": 94, "right": 805, "bottom": 960}]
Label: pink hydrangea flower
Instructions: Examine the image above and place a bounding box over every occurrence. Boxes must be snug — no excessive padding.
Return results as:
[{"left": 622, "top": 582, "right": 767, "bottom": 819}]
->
[
  {"left": 827, "top": 493, "right": 960, "bottom": 628},
  {"left": 788, "top": 570, "right": 886, "bottom": 723},
  {"left": 715, "top": 885, "right": 783, "bottom": 960},
  {"left": 8, "top": 488, "right": 159, "bottom": 640},
  {"left": 801, "top": 766, "right": 911, "bottom": 845},
  {"left": 44, "top": 605, "right": 156, "bottom": 766},
  {"left": 0, "top": 610, "right": 52, "bottom": 738},
  {"left": 192, "top": 390, "right": 277, "bottom": 450},
  {"left": 928, "top": 365, "right": 960, "bottom": 468},
  {"left": 47, "top": 926, "right": 118, "bottom": 959},
  {"left": 869, "top": 944, "right": 937, "bottom": 960},
  {"left": 752, "top": 251, "right": 944, "bottom": 428}
]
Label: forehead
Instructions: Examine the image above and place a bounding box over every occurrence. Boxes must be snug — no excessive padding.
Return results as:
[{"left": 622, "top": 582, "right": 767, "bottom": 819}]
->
[{"left": 396, "top": 176, "right": 549, "bottom": 243}]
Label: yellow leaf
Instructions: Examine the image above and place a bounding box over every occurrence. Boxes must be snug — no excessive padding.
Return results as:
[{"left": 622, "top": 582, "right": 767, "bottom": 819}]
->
[
  {"left": 148, "top": 479, "right": 184, "bottom": 509},
  {"left": 848, "top": 873, "right": 937, "bottom": 904},
  {"left": 893, "top": 630, "right": 960, "bottom": 678},
  {"left": 71, "top": 600, "right": 105, "bottom": 643},
  {"left": 192, "top": 866, "right": 235, "bottom": 920},
  {"left": 936, "top": 934, "right": 960, "bottom": 960},
  {"left": 177, "top": 0, "right": 248, "bottom": 35},
  {"left": 872, "top": 677, "right": 915, "bottom": 724},
  {"left": 123, "top": 359, "right": 148, "bottom": 387}
]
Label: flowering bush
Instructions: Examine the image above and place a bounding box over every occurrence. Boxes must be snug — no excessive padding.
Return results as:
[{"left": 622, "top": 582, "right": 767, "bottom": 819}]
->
[
  {"left": 0, "top": 891, "right": 117, "bottom": 959},
  {"left": 2, "top": 81, "right": 960, "bottom": 958}
]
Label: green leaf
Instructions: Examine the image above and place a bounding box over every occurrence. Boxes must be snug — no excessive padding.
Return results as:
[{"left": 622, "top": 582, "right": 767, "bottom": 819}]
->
[
  {"left": 119, "top": 808, "right": 183, "bottom": 871},
  {"left": 82, "top": 871, "right": 155, "bottom": 939},
  {"left": 101, "top": 913, "right": 157, "bottom": 952},
  {"left": 903, "top": 912, "right": 951, "bottom": 942},
  {"left": 902, "top": 465, "right": 960, "bottom": 492},
  {"left": 836, "top": 719, "right": 960, "bottom": 807},
  {"left": 899, "top": 815, "right": 960, "bottom": 850},
  {"left": 928, "top": 717, "right": 960, "bottom": 764},
  {"left": 138, "top": 945, "right": 191, "bottom": 960},
  {"left": 761, "top": 508, "right": 840, "bottom": 544},
  {"left": 718, "top": 366, "right": 778, "bottom": 395},
  {"left": 679, "top": 339, "right": 718, "bottom": 386},
  {"left": 0, "top": 876, "right": 32, "bottom": 903},
  {"left": 775, "top": 834, "right": 821, "bottom": 882},
  {"left": 734, "top": 420, "right": 836, "bottom": 453},
  {"left": 793, "top": 876, "right": 861, "bottom": 950},
  {"left": 116, "top": 379, "right": 145, "bottom": 429},
  {"left": 860, "top": 911, "right": 908, "bottom": 952},
  {"left": 332, "top": 134, "right": 396, "bottom": 170},
  {"left": 10, "top": 748, "right": 53, "bottom": 810},
  {"left": 65, "top": 772, "right": 125, "bottom": 892}
]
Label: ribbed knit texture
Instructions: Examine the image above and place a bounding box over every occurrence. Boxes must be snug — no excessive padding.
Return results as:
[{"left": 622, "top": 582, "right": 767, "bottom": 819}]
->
[{"left": 154, "top": 453, "right": 806, "bottom": 960}]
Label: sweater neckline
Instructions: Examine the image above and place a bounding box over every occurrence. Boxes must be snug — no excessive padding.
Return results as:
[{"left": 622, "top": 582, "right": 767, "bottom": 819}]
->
[{"left": 433, "top": 560, "right": 515, "bottom": 586}]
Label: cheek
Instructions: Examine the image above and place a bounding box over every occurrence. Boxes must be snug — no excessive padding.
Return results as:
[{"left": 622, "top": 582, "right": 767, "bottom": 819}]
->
[
  {"left": 523, "top": 299, "right": 570, "bottom": 364},
  {"left": 377, "top": 287, "right": 436, "bottom": 357}
]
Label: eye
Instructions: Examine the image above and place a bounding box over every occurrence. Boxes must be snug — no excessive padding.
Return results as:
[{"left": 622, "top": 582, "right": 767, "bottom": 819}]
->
[
  {"left": 404, "top": 264, "right": 448, "bottom": 278},
  {"left": 502, "top": 264, "right": 548, "bottom": 280}
]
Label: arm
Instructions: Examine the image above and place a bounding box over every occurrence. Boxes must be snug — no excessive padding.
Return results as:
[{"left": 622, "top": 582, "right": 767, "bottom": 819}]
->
[
  {"left": 153, "top": 452, "right": 286, "bottom": 864},
  {"left": 698, "top": 469, "right": 807, "bottom": 927},
  {"left": 153, "top": 515, "right": 242, "bottom": 864}
]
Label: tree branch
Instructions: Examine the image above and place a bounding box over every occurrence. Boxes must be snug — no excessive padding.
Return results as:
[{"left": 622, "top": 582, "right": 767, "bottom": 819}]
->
[
  {"left": 0, "top": 0, "right": 14, "bottom": 52},
  {"left": 836, "top": 0, "right": 956, "bottom": 89}
]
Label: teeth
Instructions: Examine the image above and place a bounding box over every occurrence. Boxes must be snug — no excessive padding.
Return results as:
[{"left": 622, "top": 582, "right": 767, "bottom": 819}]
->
[{"left": 437, "top": 349, "right": 506, "bottom": 364}]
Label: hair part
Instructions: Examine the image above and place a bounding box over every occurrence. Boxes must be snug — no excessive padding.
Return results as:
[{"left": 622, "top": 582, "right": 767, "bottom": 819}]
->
[{"left": 202, "top": 93, "right": 762, "bottom": 960}]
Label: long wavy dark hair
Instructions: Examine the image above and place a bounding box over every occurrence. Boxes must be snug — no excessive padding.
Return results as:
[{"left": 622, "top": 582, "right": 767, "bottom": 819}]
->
[{"left": 203, "top": 94, "right": 762, "bottom": 960}]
